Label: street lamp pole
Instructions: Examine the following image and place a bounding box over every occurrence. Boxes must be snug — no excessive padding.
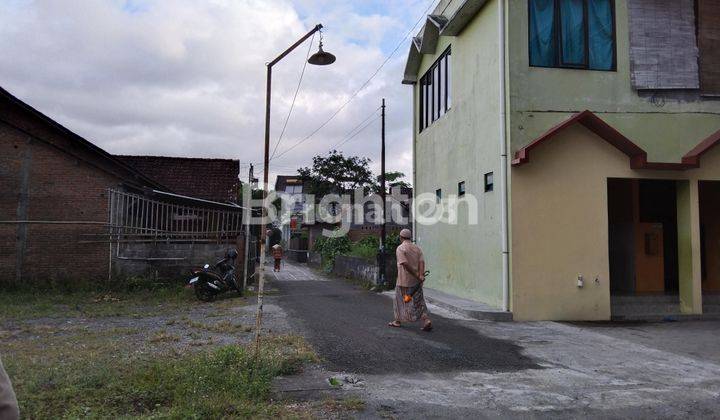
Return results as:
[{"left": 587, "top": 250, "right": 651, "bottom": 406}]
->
[{"left": 254, "top": 24, "right": 335, "bottom": 353}]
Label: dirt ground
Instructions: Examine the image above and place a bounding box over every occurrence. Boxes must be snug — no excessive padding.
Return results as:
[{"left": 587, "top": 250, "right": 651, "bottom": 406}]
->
[
  {"left": 4, "top": 267, "right": 720, "bottom": 419},
  {"left": 0, "top": 287, "right": 361, "bottom": 418}
]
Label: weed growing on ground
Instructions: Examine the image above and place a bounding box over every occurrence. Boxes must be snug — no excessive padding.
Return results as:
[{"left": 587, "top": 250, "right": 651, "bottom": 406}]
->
[{"left": 4, "top": 334, "right": 317, "bottom": 418}]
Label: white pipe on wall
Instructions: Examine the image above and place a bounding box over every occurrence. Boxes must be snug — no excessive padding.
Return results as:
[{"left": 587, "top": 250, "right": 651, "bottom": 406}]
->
[{"left": 498, "top": 0, "right": 510, "bottom": 312}]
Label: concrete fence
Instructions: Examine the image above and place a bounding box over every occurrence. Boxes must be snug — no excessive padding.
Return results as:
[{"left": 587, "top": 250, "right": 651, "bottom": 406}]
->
[
  {"left": 308, "top": 251, "right": 322, "bottom": 269},
  {"left": 111, "top": 241, "right": 241, "bottom": 283},
  {"left": 329, "top": 255, "right": 398, "bottom": 288}
]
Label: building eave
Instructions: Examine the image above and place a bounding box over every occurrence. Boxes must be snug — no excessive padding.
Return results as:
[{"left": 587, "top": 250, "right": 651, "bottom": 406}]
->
[
  {"left": 512, "top": 110, "right": 720, "bottom": 171},
  {"left": 401, "top": 0, "right": 490, "bottom": 84},
  {"left": 441, "top": 0, "right": 491, "bottom": 36}
]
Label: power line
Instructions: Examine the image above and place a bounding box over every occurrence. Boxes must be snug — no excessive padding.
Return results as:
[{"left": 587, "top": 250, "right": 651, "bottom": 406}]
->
[
  {"left": 252, "top": 113, "right": 378, "bottom": 178},
  {"left": 328, "top": 106, "right": 381, "bottom": 150},
  {"left": 269, "top": 32, "right": 316, "bottom": 160},
  {"left": 269, "top": 0, "right": 438, "bottom": 161},
  {"left": 255, "top": 106, "right": 381, "bottom": 174},
  {"left": 335, "top": 114, "right": 381, "bottom": 150}
]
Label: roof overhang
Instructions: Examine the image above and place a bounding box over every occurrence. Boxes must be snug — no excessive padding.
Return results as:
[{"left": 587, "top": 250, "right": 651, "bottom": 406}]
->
[
  {"left": 441, "top": 0, "right": 490, "bottom": 36},
  {"left": 402, "top": 0, "right": 489, "bottom": 85},
  {"left": 512, "top": 110, "right": 720, "bottom": 171}
]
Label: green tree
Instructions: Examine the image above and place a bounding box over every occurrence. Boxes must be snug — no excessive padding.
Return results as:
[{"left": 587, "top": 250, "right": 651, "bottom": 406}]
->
[
  {"left": 298, "top": 150, "right": 374, "bottom": 197},
  {"left": 375, "top": 171, "right": 410, "bottom": 192}
]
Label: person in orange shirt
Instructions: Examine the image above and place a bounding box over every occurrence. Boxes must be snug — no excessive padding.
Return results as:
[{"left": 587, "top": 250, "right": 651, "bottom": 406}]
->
[
  {"left": 271, "top": 244, "right": 283, "bottom": 272},
  {"left": 388, "top": 229, "right": 432, "bottom": 331}
]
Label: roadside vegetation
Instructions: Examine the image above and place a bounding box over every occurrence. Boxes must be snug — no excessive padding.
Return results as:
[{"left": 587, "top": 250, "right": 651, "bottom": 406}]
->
[
  {"left": 313, "top": 232, "right": 401, "bottom": 271},
  {"left": 5, "top": 329, "right": 317, "bottom": 418},
  {"left": 0, "top": 274, "right": 369, "bottom": 418}
]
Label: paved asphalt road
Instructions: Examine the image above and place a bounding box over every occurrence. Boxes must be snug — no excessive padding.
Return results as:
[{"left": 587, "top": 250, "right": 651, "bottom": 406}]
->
[
  {"left": 269, "top": 262, "right": 538, "bottom": 375},
  {"left": 268, "top": 262, "right": 720, "bottom": 418}
]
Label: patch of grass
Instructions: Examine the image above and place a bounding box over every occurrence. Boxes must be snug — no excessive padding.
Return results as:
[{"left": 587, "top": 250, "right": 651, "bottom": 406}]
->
[
  {"left": 4, "top": 334, "right": 318, "bottom": 419},
  {"left": 186, "top": 319, "right": 253, "bottom": 334},
  {"left": 149, "top": 331, "right": 181, "bottom": 343},
  {"left": 0, "top": 287, "right": 196, "bottom": 321}
]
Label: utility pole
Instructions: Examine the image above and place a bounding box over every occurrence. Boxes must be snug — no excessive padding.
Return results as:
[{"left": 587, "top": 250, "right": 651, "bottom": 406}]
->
[
  {"left": 378, "top": 98, "right": 387, "bottom": 288},
  {"left": 254, "top": 24, "right": 335, "bottom": 355},
  {"left": 242, "top": 164, "right": 253, "bottom": 292}
]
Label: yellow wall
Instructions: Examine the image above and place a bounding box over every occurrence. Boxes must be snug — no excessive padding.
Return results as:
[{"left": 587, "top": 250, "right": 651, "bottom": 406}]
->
[{"left": 511, "top": 124, "right": 720, "bottom": 321}]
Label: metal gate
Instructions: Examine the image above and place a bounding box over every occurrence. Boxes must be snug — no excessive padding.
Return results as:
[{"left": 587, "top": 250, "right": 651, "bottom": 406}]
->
[{"left": 107, "top": 189, "right": 244, "bottom": 244}]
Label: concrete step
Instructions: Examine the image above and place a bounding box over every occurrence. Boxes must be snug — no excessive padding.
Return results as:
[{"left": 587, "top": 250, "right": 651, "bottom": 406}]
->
[
  {"left": 611, "top": 295, "right": 679, "bottom": 304},
  {"left": 611, "top": 313, "right": 720, "bottom": 322},
  {"left": 703, "top": 294, "right": 720, "bottom": 304},
  {"left": 703, "top": 304, "right": 720, "bottom": 314},
  {"left": 611, "top": 303, "right": 681, "bottom": 315},
  {"left": 423, "top": 287, "right": 513, "bottom": 322}
]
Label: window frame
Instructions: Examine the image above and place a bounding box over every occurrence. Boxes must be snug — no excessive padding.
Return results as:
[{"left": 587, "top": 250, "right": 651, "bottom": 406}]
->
[
  {"left": 419, "top": 46, "right": 452, "bottom": 133},
  {"left": 435, "top": 188, "right": 442, "bottom": 202},
  {"left": 484, "top": 172, "right": 494, "bottom": 192},
  {"left": 458, "top": 181, "right": 466, "bottom": 196},
  {"left": 528, "top": 0, "right": 617, "bottom": 72}
]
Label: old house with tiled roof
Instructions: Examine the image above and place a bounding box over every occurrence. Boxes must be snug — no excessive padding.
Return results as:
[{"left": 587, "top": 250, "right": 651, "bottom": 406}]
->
[
  {"left": 116, "top": 155, "right": 240, "bottom": 203},
  {"left": 0, "top": 86, "right": 244, "bottom": 286}
]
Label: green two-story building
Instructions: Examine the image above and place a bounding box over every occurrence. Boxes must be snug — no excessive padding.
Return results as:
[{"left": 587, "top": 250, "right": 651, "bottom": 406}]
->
[{"left": 404, "top": 0, "right": 720, "bottom": 320}]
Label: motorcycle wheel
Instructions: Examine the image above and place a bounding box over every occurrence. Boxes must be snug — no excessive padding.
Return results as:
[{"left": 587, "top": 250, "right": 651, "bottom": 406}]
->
[
  {"left": 194, "top": 283, "right": 216, "bottom": 302},
  {"left": 231, "top": 276, "right": 243, "bottom": 297}
]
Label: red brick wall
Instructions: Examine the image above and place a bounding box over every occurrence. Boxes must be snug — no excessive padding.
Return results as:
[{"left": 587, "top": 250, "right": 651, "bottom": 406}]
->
[{"left": 0, "top": 108, "right": 125, "bottom": 287}]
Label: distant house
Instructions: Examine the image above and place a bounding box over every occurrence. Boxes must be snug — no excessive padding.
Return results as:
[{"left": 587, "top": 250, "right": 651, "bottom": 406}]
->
[
  {"left": 347, "top": 187, "right": 413, "bottom": 242},
  {"left": 0, "top": 86, "right": 243, "bottom": 286},
  {"left": 273, "top": 175, "right": 306, "bottom": 249},
  {"left": 404, "top": 0, "right": 720, "bottom": 321}
]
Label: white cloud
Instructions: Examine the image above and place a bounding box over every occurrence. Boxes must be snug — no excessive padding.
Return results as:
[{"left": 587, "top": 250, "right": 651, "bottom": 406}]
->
[{"left": 0, "top": 0, "right": 424, "bottom": 188}]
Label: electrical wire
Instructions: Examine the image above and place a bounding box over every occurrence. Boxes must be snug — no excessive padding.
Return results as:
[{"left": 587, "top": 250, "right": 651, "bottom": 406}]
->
[
  {"left": 269, "top": 32, "right": 316, "bottom": 160},
  {"left": 268, "top": 0, "right": 439, "bottom": 161},
  {"left": 334, "top": 114, "right": 381, "bottom": 150},
  {"left": 328, "top": 107, "right": 380, "bottom": 151},
  {"left": 254, "top": 106, "right": 381, "bottom": 174},
  {"left": 328, "top": 106, "right": 381, "bottom": 150}
]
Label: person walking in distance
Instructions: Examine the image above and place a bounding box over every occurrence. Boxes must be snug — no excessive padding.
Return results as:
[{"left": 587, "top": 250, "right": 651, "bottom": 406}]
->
[
  {"left": 388, "top": 229, "right": 432, "bottom": 331},
  {"left": 271, "top": 243, "right": 283, "bottom": 272}
]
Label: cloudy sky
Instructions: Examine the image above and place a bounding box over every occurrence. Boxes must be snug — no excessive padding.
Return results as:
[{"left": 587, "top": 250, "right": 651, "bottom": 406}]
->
[{"left": 0, "top": 0, "right": 437, "bottom": 187}]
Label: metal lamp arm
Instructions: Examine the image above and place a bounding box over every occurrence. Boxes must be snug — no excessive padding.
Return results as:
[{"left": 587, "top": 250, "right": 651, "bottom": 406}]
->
[{"left": 268, "top": 24, "right": 323, "bottom": 68}]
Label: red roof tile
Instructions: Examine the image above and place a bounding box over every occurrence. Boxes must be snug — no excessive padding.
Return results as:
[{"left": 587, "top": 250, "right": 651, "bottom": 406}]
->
[{"left": 116, "top": 155, "right": 240, "bottom": 202}]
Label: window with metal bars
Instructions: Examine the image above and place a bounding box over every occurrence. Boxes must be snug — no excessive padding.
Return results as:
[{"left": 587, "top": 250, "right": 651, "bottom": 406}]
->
[{"left": 419, "top": 47, "right": 452, "bottom": 132}]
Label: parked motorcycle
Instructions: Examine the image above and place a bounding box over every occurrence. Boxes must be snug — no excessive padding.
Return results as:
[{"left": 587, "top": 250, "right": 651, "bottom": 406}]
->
[{"left": 188, "top": 249, "right": 242, "bottom": 302}]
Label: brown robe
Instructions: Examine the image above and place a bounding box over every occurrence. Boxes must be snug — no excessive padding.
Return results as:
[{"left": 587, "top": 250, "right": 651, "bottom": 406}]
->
[{"left": 0, "top": 356, "right": 19, "bottom": 420}]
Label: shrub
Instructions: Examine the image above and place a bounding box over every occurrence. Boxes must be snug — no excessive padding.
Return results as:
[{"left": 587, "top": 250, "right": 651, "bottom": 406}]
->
[
  {"left": 348, "top": 236, "right": 379, "bottom": 261},
  {"left": 313, "top": 233, "right": 352, "bottom": 271}
]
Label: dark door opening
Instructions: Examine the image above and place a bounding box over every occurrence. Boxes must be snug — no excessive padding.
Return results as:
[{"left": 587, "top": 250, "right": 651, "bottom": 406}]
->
[
  {"left": 608, "top": 179, "right": 679, "bottom": 295},
  {"left": 699, "top": 181, "right": 720, "bottom": 293}
]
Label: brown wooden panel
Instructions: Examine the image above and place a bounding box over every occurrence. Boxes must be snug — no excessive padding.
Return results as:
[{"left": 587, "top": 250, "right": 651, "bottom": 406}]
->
[
  {"left": 635, "top": 222, "right": 665, "bottom": 293},
  {"left": 628, "top": 0, "right": 700, "bottom": 90},
  {"left": 698, "top": 0, "right": 720, "bottom": 96}
]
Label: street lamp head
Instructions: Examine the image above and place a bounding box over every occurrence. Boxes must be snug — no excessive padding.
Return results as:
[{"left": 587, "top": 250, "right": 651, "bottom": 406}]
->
[{"left": 308, "top": 42, "right": 336, "bottom": 66}]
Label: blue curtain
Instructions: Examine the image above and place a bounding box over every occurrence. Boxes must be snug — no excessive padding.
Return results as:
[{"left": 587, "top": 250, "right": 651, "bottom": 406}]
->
[
  {"left": 588, "top": 0, "right": 613, "bottom": 70},
  {"left": 560, "top": 0, "right": 586, "bottom": 65},
  {"left": 529, "top": 0, "right": 556, "bottom": 67}
]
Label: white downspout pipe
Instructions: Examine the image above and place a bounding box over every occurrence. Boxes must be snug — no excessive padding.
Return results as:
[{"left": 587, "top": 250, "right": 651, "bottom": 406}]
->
[{"left": 498, "top": 0, "right": 510, "bottom": 312}]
